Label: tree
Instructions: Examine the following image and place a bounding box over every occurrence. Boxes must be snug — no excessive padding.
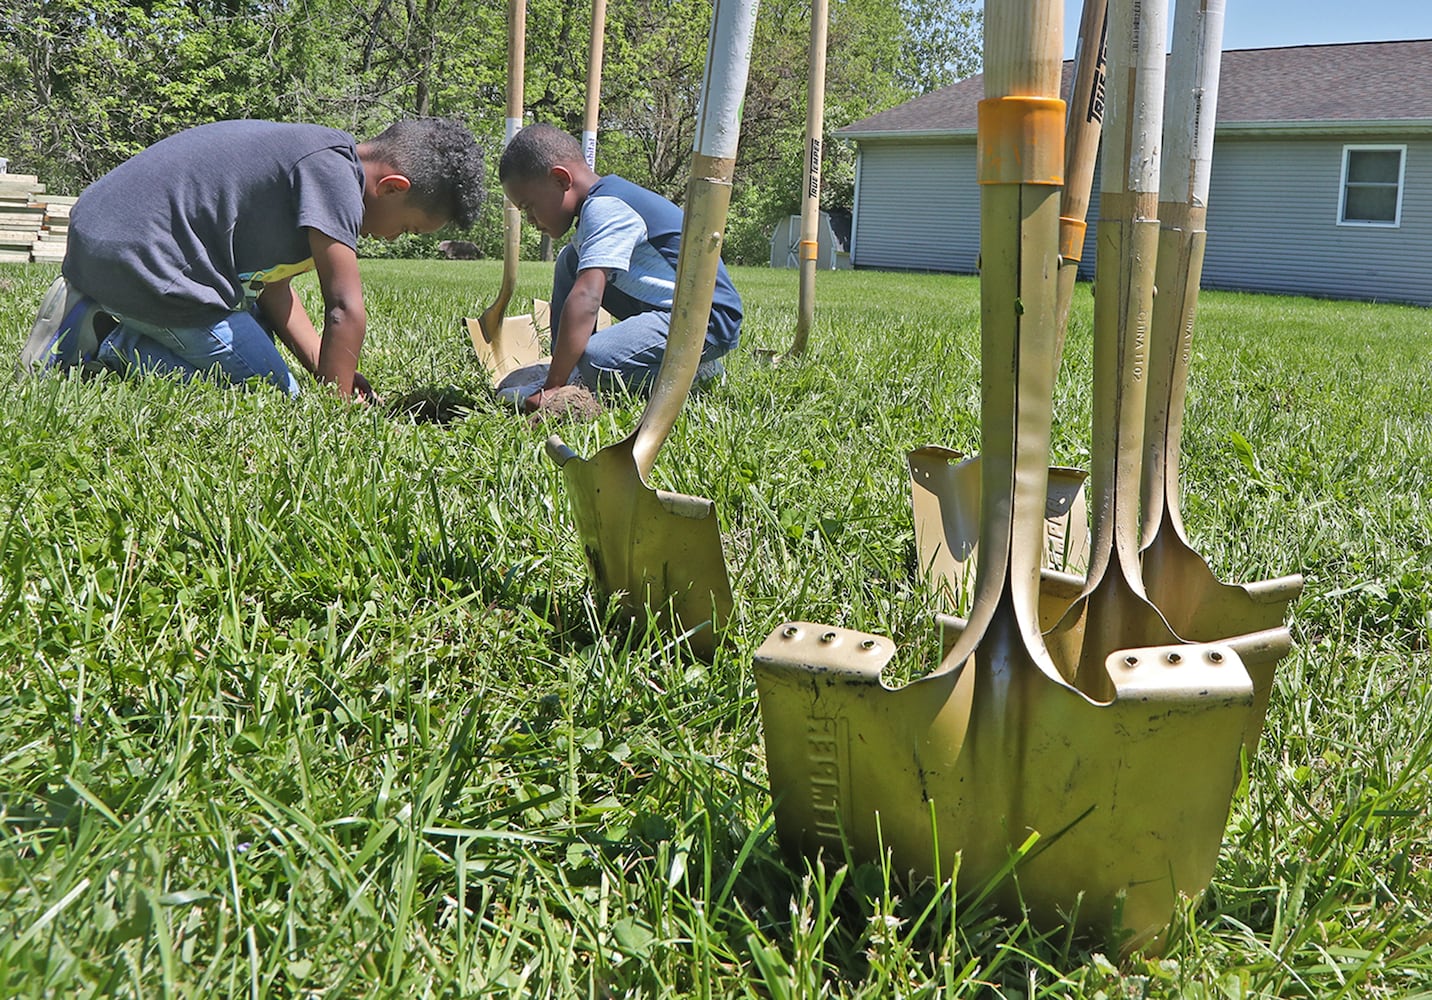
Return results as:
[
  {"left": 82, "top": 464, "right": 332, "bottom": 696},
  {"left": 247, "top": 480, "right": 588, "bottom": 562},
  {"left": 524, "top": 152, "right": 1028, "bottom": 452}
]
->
[{"left": 0, "top": 0, "right": 981, "bottom": 261}]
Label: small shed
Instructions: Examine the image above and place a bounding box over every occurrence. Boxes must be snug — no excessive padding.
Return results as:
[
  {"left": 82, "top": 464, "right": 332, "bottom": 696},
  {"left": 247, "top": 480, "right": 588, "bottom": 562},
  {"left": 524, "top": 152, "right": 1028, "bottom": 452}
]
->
[{"left": 769, "top": 208, "right": 852, "bottom": 270}]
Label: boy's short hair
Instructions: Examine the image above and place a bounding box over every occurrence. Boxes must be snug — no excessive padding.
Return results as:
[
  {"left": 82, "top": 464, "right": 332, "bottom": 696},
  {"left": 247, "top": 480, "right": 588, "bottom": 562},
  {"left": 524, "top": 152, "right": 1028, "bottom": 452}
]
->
[
  {"left": 499, "top": 124, "right": 584, "bottom": 184},
  {"left": 365, "top": 118, "right": 485, "bottom": 228}
]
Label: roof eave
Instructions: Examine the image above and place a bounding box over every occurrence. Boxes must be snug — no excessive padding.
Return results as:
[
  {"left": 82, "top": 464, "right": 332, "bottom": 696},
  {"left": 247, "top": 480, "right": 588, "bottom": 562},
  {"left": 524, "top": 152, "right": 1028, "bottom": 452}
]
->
[
  {"left": 835, "top": 127, "right": 976, "bottom": 141},
  {"left": 838, "top": 119, "right": 1432, "bottom": 141},
  {"left": 1216, "top": 118, "right": 1432, "bottom": 136}
]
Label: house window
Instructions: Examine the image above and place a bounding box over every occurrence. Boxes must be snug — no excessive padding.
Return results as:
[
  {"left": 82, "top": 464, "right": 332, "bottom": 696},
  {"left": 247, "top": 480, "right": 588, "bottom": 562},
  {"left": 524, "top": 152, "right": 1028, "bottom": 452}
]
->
[{"left": 1339, "top": 145, "right": 1405, "bottom": 227}]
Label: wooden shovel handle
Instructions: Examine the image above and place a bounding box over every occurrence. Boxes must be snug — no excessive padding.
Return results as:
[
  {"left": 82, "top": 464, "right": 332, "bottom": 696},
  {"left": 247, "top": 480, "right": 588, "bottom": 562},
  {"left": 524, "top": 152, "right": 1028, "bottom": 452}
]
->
[
  {"left": 505, "top": 0, "right": 525, "bottom": 126},
  {"left": 485, "top": 0, "right": 527, "bottom": 330},
  {"left": 1052, "top": 0, "right": 1109, "bottom": 366},
  {"left": 790, "top": 0, "right": 829, "bottom": 357},
  {"left": 942, "top": 0, "right": 1064, "bottom": 663},
  {"left": 983, "top": 0, "right": 1062, "bottom": 100},
  {"left": 582, "top": 0, "right": 606, "bottom": 167}
]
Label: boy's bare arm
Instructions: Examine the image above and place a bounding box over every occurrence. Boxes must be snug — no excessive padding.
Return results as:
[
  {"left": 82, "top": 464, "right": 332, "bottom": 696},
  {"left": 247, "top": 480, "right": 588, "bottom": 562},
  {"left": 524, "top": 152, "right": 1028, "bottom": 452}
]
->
[
  {"left": 258, "top": 279, "right": 321, "bottom": 373},
  {"left": 307, "top": 229, "right": 369, "bottom": 399},
  {"left": 540, "top": 267, "right": 607, "bottom": 396}
]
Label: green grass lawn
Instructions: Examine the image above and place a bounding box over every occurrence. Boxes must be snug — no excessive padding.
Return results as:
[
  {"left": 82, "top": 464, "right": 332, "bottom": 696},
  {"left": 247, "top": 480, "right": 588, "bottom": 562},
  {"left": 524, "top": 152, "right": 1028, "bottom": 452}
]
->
[{"left": 0, "top": 259, "right": 1429, "bottom": 997}]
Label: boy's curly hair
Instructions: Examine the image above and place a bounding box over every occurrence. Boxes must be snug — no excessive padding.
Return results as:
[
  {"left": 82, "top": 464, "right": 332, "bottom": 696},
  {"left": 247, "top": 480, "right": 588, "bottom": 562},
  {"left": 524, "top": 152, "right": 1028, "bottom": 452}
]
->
[
  {"left": 366, "top": 118, "right": 485, "bottom": 228},
  {"left": 498, "top": 123, "right": 584, "bottom": 184}
]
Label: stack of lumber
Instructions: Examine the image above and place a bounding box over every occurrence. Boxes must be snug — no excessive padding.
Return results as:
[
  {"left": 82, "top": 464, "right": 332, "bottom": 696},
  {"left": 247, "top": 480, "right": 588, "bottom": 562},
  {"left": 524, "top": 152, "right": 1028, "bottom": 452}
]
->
[
  {"left": 0, "top": 175, "right": 44, "bottom": 263},
  {"left": 32, "top": 195, "right": 77, "bottom": 263},
  {"left": 0, "top": 173, "right": 78, "bottom": 263}
]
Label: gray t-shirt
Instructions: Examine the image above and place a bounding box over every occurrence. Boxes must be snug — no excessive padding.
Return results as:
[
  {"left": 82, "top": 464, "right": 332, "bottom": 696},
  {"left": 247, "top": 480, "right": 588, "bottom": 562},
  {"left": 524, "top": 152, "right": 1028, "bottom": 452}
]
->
[{"left": 64, "top": 120, "right": 365, "bottom": 327}]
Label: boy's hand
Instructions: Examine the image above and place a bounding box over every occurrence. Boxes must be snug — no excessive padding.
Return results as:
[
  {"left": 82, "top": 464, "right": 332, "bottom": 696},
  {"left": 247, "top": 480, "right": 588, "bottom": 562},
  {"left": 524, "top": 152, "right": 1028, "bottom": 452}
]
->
[
  {"left": 544, "top": 268, "right": 607, "bottom": 389},
  {"left": 352, "top": 371, "right": 379, "bottom": 404}
]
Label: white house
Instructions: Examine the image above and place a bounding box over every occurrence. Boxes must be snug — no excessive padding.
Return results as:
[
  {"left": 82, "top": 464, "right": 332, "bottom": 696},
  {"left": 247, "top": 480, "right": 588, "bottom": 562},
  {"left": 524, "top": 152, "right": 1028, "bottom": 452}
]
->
[{"left": 837, "top": 39, "right": 1432, "bottom": 306}]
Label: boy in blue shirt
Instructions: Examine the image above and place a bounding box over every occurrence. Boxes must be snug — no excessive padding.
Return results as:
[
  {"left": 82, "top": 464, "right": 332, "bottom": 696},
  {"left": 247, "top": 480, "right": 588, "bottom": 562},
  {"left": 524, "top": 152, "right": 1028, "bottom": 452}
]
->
[
  {"left": 21, "top": 117, "right": 485, "bottom": 401},
  {"left": 496, "top": 123, "right": 742, "bottom": 414}
]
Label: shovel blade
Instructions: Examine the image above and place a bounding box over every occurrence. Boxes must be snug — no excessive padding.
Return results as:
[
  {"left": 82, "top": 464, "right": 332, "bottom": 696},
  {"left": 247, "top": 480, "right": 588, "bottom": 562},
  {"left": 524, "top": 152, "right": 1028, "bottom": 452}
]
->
[
  {"left": 754, "top": 623, "right": 977, "bottom": 873},
  {"left": 464, "top": 313, "right": 545, "bottom": 384},
  {"left": 755, "top": 622, "right": 1255, "bottom": 954},
  {"left": 530, "top": 298, "right": 613, "bottom": 338},
  {"left": 909, "top": 448, "right": 1091, "bottom": 608},
  {"left": 549, "top": 436, "right": 732, "bottom": 660},
  {"left": 1007, "top": 641, "right": 1254, "bottom": 952},
  {"left": 1143, "top": 529, "right": 1302, "bottom": 750}
]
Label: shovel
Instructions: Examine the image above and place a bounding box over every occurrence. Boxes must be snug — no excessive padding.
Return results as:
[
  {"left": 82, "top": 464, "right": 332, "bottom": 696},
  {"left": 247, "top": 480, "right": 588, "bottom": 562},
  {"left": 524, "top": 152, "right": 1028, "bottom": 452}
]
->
[
  {"left": 758, "top": 0, "right": 1268, "bottom": 952},
  {"left": 1051, "top": 0, "right": 1109, "bottom": 367},
  {"left": 543, "top": 0, "right": 754, "bottom": 662},
  {"left": 581, "top": 0, "right": 607, "bottom": 170},
  {"left": 1138, "top": 0, "right": 1302, "bottom": 749},
  {"left": 464, "top": 0, "right": 545, "bottom": 385},
  {"left": 526, "top": 6, "right": 612, "bottom": 352},
  {"left": 487, "top": 0, "right": 614, "bottom": 390},
  {"left": 751, "top": 0, "right": 829, "bottom": 366},
  {"left": 907, "top": 0, "right": 1107, "bottom": 602},
  {"left": 783, "top": 0, "right": 829, "bottom": 361}
]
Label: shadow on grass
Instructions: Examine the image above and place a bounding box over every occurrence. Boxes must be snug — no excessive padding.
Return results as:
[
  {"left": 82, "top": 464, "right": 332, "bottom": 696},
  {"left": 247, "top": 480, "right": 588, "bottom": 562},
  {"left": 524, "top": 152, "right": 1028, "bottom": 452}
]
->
[{"left": 386, "top": 384, "right": 482, "bottom": 425}]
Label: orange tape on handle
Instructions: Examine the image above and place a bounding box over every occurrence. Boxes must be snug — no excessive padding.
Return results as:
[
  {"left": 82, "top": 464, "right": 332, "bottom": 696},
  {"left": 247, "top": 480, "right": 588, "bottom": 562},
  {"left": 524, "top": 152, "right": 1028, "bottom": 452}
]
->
[
  {"left": 977, "top": 96, "right": 1065, "bottom": 186},
  {"left": 799, "top": 239, "right": 819, "bottom": 261},
  {"left": 1059, "top": 217, "right": 1088, "bottom": 261}
]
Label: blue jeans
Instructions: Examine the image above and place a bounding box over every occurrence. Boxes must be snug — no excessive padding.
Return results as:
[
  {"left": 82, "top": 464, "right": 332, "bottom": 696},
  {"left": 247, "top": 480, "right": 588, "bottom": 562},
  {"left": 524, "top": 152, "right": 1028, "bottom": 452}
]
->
[
  {"left": 551, "top": 244, "right": 727, "bottom": 395},
  {"left": 95, "top": 306, "right": 301, "bottom": 396}
]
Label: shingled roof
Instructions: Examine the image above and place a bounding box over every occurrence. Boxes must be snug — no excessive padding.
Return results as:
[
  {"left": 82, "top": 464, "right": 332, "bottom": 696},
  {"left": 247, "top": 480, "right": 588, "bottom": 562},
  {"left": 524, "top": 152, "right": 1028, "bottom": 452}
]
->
[{"left": 838, "top": 39, "right": 1432, "bottom": 138}]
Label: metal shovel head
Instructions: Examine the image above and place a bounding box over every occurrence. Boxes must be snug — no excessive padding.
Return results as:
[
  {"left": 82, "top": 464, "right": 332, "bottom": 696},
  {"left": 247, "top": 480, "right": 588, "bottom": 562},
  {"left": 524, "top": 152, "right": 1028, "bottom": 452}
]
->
[
  {"left": 755, "top": 617, "right": 1256, "bottom": 952},
  {"left": 908, "top": 445, "right": 1090, "bottom": 612},
  {"left": 546, "top": 434, "right": 732, "bottom": 661},
  {"left": 464, "top": 312, "right": 545, "bottom": 385},
  {"left": 530, "top": 298, "right": 613, "bottom": 339},
  {"left": 757, "top": 0, "right": 1260, "bottom": 949},
  {"left": 1142, "top": 522, "right": 1302, "bottom": 749}
]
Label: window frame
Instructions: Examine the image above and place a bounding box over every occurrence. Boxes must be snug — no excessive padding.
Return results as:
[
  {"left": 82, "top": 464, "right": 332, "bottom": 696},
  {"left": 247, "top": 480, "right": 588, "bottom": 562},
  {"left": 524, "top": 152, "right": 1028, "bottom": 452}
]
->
[{"left": 1337, "top": 144, "right": 1406, "bottom": 228}]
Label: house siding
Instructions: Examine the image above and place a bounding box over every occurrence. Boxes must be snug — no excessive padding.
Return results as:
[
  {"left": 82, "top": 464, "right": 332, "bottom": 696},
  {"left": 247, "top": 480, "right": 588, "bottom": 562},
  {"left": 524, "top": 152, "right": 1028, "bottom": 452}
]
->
[
  {"left": 1202, "top": 135, "right": 1432, "bottom": 305},
  {"left": 851, "top": 140, "right": 981, "bottom": 272},
  {"left": 847, "top": 133, "right": 1432, "bottom": 306}
]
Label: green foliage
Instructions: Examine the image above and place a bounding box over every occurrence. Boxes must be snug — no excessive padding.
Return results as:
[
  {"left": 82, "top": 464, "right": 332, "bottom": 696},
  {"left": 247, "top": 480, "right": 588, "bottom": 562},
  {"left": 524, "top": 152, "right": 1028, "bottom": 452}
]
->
[
  {"left": 0, "top": 260, "right": 1430, "bottom": 995},
  {"left": 0, "top": 0, "right": 982, "bottom": 262}
]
